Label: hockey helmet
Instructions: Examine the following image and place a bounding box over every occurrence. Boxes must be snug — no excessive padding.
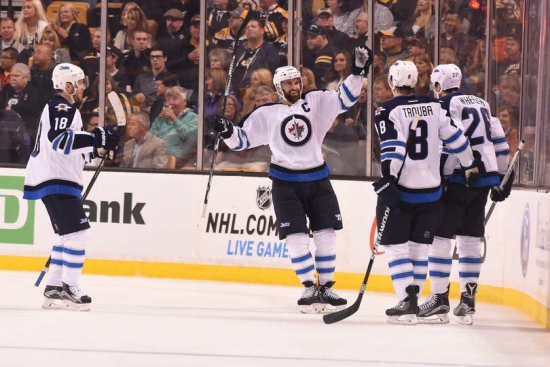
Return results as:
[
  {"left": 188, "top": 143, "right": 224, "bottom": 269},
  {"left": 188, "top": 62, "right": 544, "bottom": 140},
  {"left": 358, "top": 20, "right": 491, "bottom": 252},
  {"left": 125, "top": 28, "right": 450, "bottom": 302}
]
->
[
  {"left": 388, "top": 61, "right": 418, "bottom": 90},
  {"left": 52, "top": 63, "right": 85, "bottom": 94},
  {"left": 430, "top": 63, "right": 462, "bottom": 93},
  {"left": 273, "top": 66, "right": 302, "bottom": 102}
]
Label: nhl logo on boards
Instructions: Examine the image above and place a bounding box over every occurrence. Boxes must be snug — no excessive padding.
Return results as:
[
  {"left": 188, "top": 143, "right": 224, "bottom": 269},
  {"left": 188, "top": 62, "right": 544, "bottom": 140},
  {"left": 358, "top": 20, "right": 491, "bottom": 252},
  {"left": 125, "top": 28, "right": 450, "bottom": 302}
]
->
[{"left": 256, "top": 186, "right": 272, "bottom": 210}]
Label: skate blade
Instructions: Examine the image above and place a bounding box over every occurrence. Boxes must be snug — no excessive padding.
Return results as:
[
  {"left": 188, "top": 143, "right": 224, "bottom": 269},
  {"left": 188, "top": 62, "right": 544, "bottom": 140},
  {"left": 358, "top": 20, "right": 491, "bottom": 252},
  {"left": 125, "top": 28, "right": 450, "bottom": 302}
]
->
[
  {"left": 455, "top": 314, "right": 473, "bottom": 325},
  {"left": 417, "top": 313, "right": 450, "bottom": 324},
  {"left": 63, "top": 300, "right": 91, "bottom": 312},
  {"left": 315, "top": 303, "right": 346, "bottom": 314},
  {"left": 299, "top": 304, "right": 320, "bottom": 314},
  {"left": 387, "top": 314, "right": 418, "bottom": 325},
  {"left": 42, "top": 298, "right": 64, "bottom": 310}
]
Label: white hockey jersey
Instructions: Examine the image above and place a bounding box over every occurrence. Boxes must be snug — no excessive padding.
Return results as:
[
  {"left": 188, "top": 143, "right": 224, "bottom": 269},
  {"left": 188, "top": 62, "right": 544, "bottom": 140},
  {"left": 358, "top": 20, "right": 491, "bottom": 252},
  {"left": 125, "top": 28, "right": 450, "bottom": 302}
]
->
[
  {"left": 24, "top": 94, "right": 95, "bottom": 200},
  {"left": 223, "top": 74, "right": 363, "bottom": 182},
  {"left": 374, "top": 94, "right": 474, "bottom": 203},
  {"left": 439, "top": 92, "right": 509, "bottom": 187}
]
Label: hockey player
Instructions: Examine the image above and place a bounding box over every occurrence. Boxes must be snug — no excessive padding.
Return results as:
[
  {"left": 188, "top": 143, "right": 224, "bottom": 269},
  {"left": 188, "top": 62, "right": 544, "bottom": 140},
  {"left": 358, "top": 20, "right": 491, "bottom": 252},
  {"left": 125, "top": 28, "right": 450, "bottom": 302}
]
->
[
  {"left": 372, "top": 61, "right": 479, "bottom": 324},
  {"left": 23, "top": 63, "right": 120, "bottom": 311},
  {"left": 417, "top": 64, "right": 511, "bottom": 325},
  {"left": 215, "top": 46, "right": 373, "bottom": 313}
]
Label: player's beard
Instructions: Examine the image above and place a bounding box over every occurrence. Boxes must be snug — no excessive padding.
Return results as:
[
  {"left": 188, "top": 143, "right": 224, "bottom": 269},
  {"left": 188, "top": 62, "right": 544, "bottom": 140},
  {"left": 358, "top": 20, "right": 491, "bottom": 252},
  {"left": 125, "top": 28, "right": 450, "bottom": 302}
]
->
[{"left": 284, "top": 89, "right": 300, "bottom": 104}]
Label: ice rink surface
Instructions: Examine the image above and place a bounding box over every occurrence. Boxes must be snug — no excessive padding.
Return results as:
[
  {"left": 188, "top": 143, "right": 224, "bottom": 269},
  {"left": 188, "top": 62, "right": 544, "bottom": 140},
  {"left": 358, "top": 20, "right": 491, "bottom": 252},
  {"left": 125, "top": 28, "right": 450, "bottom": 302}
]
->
[{"left": 0, "top": 271, "right": 549, "bottom": 367}]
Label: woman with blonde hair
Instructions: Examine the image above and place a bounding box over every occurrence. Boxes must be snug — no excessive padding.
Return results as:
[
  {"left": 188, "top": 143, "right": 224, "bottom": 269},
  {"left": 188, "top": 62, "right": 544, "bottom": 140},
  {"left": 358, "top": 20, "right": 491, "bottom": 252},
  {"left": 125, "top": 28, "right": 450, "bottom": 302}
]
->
[
  {"left": 241, "top": 68, "right": 273, "bottom": 116},
  {"left": 14, "top": 0, "right": 50, "bottom": 52},
  {"left": 38, "top": 28, "right": 70, "bottom": 67},
  {"left": 399, "top": 0, "right": 435, "bottom": 55},
  {"left": 114, "top": 6, "right": 151, "bottom": 54},
  {"left": 414, "top": 52, "right": 434, "bottom": 97},
  {"left": 54, "top": 2, "right": 91, "bottom": 61},
  {"left": 301, "top": 67, "right": 317, "bottom": 93}
]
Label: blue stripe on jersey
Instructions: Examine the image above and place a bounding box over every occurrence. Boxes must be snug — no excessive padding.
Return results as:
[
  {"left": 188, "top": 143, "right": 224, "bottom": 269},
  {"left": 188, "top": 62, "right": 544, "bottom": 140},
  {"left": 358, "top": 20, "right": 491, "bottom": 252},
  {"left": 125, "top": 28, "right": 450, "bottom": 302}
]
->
[
  {"left": 459, "top": 257, "right": 482, "bottom": 264},
  {"left": 413, "top": 273, "right": 427, "bottom": 280},
  {"left": 388, "top": 258, "right": 410, "bottom": 267},
  {"left": 315, "top": 255, "right": 336, "bottom": 262},
  {"left": 399, "top": 186, "right": 442, "bottom": 203},
  {"left": 492, "top": 137, "right": 507, "bottom": 144},
  {"left": 459, "top": 271, "right": 480, "bottom": 278},
  {"left": 428, "top": 257, "right": 452, "bottom": 264},
  {"left": 64, "top": 131, "right": 74, "bottom": 155},
  {"left": 442, "top": 129, "right": 463, "bottom": 145},
  {"left": 23, "top": 185, "right": 82, "bottom": 200},
  {"left": 391, "top": 271, "right": 414, "bottom": 280},
  {"left": 317, "top": 267, "right": 336, "bottom": 274},
  {"left": 381, "top": 152, "right": 404, "bottom": 161},
  {"left": 380, "top": 140, "right": 406, "bottom": 149},
  {"left": 269, "top": 165, "right": 330, "bottom": 182},
  {"left": 52, "top": 246, "right": 63, "bottom": 253},
  {"left": 291, "top": 253, "right": 312, "bottom": 263},
  {"left": 496, "top": 149, "right": 510, "bottom": 156},
  {"left": 52, "top": 133, "right": 64, "bottom": 151},
  {"left": 429, "top": 271, "right": 451, "bottom": 278},
  {"left": 61, "top": 260, "right": 84, "bottom": 269},
  {"left": 296, "top": 264, "right": 315, "bottom": 275},
  {"left": 63, "top": 247, "right": 86, "bottom": 256},
  {"left": 447, "top": 173, "right": 500, "bottom": 187},
  {"left": 446, "top": 140, "right": 469, "bottom": 154},
  {"left": 411, "top": 260, "right": 428, "bottom": 267}
]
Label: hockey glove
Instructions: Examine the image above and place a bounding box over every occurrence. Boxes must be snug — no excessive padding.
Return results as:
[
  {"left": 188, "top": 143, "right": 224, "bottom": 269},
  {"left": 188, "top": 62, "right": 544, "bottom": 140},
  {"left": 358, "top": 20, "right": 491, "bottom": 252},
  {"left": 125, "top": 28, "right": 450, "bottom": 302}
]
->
[
  {"left": 351, "top": 46, "right": 373, "bottom": 76},
  {"left": 372, "top": 176, "right": 401, "bottom": 210},
  {"left": 490, "top": 170, "right": 515, "bottom": 202},
  {"left": 91, "top": 126, "right": 120, "bottom": 160},
  {"left": 214, "top": 116, "right": 234, "bottom": 139},
  {"left": 462, "top": 151, "right": 483, "bottom": 186}
]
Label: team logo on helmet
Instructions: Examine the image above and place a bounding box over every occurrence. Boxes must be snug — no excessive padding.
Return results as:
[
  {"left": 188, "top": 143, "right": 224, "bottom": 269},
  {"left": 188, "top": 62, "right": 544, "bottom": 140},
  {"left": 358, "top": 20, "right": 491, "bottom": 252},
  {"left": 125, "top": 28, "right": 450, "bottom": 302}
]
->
[
  {"left": 256, "top": 186, "right": 272, "bottom": 210},
  {"left": 280, "top": 114, "right": 311, "bottom": 146}
]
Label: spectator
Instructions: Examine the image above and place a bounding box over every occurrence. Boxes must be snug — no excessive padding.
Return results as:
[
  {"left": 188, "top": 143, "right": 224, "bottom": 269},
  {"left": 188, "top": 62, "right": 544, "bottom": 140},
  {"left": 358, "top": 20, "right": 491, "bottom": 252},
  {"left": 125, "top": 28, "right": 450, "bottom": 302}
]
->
[
  {"left": 495, "top": 73, "right": 520, "bottom": 117},
  {"left": 80, "top": 28, "right": 116, "bottom": 88},
  {"left": 106, "top": 45, "right": 132, "bottom": 95},
  {"left": 398, "top": 0, "right": 436, "bottom": 55},
  {"left": 349, "top": 12, "right": 368, "bottom": 52},
  {"left": 149, "top": 70, "right": 179, "bottom": 121},
  {"left": 150, "top": 86, "right": 198, "bottom": 168},
  {"left": 496, "top": 32, "right": 521, "bottom": 77},
  {"left": 0, "top": 63, "right": 43, "bottom": 158},
  {"left": 131, "top": 46, "right": 168, "bottom": 110},
  {"left": 114, "top": 6, "right": 151, "bottom": 54},
  {"left": 0, "top": 47, "right": 18, "bottom": 90},
  {"left": 176, "top": 15, "right": 202, "bottom": 103},
  {"left": 253, "top": 85, "right": 277, "bottom": 106},
  {"left": 207, "top": 0, "right": 239, "bottom": 38},
  {"left": 273, "top": 15, "right": 288, "bottom": 66},
  {"left": 194, "top": 68, "right": 229, "bottom": 120},
  {"left": 379, "top": 26, "right": 409, "bottom": 73},
  {"left": 325, "top": 50, "right": 351, "bottom": 91},
  {"left": 414, "top": 52, "right": 433, "bottom": 97},
  {"left": 211, "top": 6, "right": 247, "bottom": 52},
  {"left": 304, "top": 24, "right": 334, "bottom": 89},
  {"left": 326, "top": 0, "right": 361, "bottom": 36},
  {"left": 53, "top": 2, "right": 92, "bottom": 61},
  {"left": 241, "top": 68, "right": 273, "bottom": 116},
  {"left": 14, "top": 0, "right": 50, "bottom": 64},
  {"left": 373, "top": 73, "right": 393, "bottom": 107},
  {"left": 254, "top": 0, "right": 288, "bottom": 42},
  {"left": 359, "top": 0, "right": 394, "bottom": 34},
  {"left": 439, "top": 47, "right": 477, "bottom": 96},
  {"left": 440, "top": 9, "right": 476, "bottom": 69},
  {"left": 29, "top": 44, "right": 54, "bottom": 101},
  {"left": 232, "top": 18, "right": 279, "bottom": 95},
  {"left": 465, "top": 38, "right": 486, "bottom": 96},
  {"left": 1, "top": 17, "right": 25, "bottom": 53},
  {"left": 156, "top": 8, "right": 193, "bottom": 77},
  {"left": 208, "top": 47, "right": 231, "bottom": 70},
  {"left": 314, "top": 8, "right": 351, "bottom": 52},
  {"left": 497, "top": 105, "right": 519, "bottom": 163},
  {"left": 405, "top": 37, "right": 429, "bottom": 64},
  {"left": 372, "top": 51, "right": 386, "bottom": 78},
  {"left": 121, "top": 30, "right": 151, "bottom": 86},
  {"left": 301, "top": 67, "right": 317, "bottom": 93},
  {"left": 38, "top": 28, "right": 70, "bottom": 68},
  {"left": 120, "top": 112, "right": 169, "bottom": 169}
]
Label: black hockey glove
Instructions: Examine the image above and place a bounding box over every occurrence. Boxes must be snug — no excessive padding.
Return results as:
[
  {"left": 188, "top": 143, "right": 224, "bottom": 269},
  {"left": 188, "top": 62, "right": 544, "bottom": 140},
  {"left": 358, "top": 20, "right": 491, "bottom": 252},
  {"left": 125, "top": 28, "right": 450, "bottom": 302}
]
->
[
  {"left": 462, "top": 150, "right": 483, "bottom": 186},
  {"left": 91, "top": 126, "right": 120, "bottom": 160},
  {"left": 214, "top": 116, "right": 234, "bottom": 139},
  {"left": 351, "top": 45, "right": 373, "bottom": 76},
  {"left": 372, "top": 176, "right": 401, "bottom": 210},
  {"left": 490, "top": 170, "right": 515, "bottom": 202}
]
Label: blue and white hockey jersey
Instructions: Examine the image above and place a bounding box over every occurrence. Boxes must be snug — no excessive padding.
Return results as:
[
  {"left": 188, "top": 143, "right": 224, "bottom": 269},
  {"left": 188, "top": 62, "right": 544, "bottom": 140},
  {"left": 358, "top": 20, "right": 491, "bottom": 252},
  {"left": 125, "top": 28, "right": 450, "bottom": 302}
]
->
[
  {"left": 374, "top": 94, "right": 474, "bottom": 203},
  {"left": 439, "top": 92, "right": 509, "bottom": 187},
  {"left": 223, "top": 74, "right": 363, "bottom": 182},
  {"left": 24, "top": 94, "right": 96, "bottom": 200}
]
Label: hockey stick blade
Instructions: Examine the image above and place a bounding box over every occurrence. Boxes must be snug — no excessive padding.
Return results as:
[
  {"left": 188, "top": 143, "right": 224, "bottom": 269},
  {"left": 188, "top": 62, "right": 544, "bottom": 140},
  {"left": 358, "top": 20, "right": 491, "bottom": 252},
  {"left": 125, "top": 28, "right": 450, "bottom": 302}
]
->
[{"left": 107, "top": 91, "right": 127, "bottom": 127}]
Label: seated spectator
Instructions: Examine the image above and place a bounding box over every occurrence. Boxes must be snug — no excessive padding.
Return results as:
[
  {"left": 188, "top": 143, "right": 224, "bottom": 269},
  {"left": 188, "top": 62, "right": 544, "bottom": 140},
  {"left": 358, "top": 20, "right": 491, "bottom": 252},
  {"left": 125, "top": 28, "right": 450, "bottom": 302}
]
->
[
  {"left": 194, "top": 68, "right": 229, "bottom": 120},
  {"left": 359, "top": 0, "right": 394, "bottom": 34},
  {"left": 372, "top": 51, "right": 386, "bottom": 78},
  {"left": 398, "top": 0, "right": 436, "bottom": 51},
  {"left": 496, "top": 31, "right": 521, "bottom": 77},
  {"left": 241, "top": 68, "right": 273, "bottom": 116},
  {"left": 252, "top": 85, "right": 277, "bottom": 107},
  {"left": 130, "top": 46, "right": 168, "bottom": 110},
  {"left": 373, "top": 73, "right": 393, "bottom": 108},
  {"left": 301, "top": 67, "right": 317, "bottom": 93},
  {"left": 29, "top": 44, "right": 54, "bottom": 101},
  {"left": 440, "top": 47, "right": 477, "bottom": 97},
  {"left": 150, "top": 86, "right": 198, "bottom": 168},
  {"left": 0, "top": 47, "right": 18, "bottom": 90},
  {"left": 0, "top": 63, "right": 43, "bottom": 159},
  {"left": 80, "top": 28, "right": 116, "bottom": 87},
  {"left": 1, "top": 17, "right": 25, "bottom": 53},
  {"left": 53, "top": 2, "right": 92, "bottom": 62},
  {"left": 325, "top": 49, "right": 351, "bottom": 91},
  {"left": 254, "top": 0, "right": 288, "bottom": 42},
  {"left": 105, "top": 45, "right": 132, "bottom": 95},
  {"left": 120, "top": 112, "right": 169, "bottom": 169},
  {"left": 14, "top": 0, "right": 50, "bottom": 65},
  {"left": 497, "top": 105, "right": 519, "bottom": 163},
  {"left": 156, "top": 8, "right": 193, "bottom": 77},
  {"left": 121, "top": 30, "right": 151, "bottom": 86},
  {"left": 314, "top": 8, "right": 351, "bottom": 52},
  {"left": 414, "top": 52, "right": 433, "bottom": 97},
  {"left": 208, "top": 47, "right": 231, "bottom": 70},
  {"left": 379, "top": 26, "right": 409, "bottom": 72},
  {"left": 349, "top": 12, "right": 368, "bottom": 52},
  {"left": 273, "top": 15, "right": 288, "bottom": 66},
  {"left": 494, "top": 73, "right": 520, "bottom": 118},
  {"left": 327, "top": 0, "right": 361, "bottom": 36},
  {"left": 405, "top": 37, "right": 429, "bottom": 64},
  {"left": 114, "top": 5, "right": 151, "bottom": 54},
  {"left": 211, "top": 6, "right": 247, "bottom": 52},
  {"left": 440, "top": 9, "right": 476, "bottom": 69},
  {"left": 177, "top": 15, "right": 203, "bottom": 103},
  {"left": 303, "top": 24, "right": 334, "bottom": 89},
  {"left": 149, "top": 70, "right": 179, "bottom": 121},
  {"left": 207, "top": 0, "right": 238, "bottom": 38},
  {"left": 38, "top": 28, "right": 70, "bottom": 68}
]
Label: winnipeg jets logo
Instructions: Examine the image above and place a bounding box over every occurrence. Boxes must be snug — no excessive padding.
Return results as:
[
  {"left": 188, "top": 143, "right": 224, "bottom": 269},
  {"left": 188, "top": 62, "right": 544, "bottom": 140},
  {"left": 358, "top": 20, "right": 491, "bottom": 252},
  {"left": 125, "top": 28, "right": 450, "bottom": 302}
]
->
[
  {"left": 280, "top": 114, "right": 311, "bottom": 146},
  {"left": 55, "top": 103, "right": 72, "bottom": 112},
  {"left": 375, "top": 107, "right": 385, "bottom": 115}
]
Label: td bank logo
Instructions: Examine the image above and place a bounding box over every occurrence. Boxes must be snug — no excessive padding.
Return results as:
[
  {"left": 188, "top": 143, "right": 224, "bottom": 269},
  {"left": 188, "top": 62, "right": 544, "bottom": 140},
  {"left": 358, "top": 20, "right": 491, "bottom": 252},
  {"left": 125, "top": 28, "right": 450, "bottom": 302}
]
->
[{"left": 0, "top": 176, "right": 35, "bottom": 244}]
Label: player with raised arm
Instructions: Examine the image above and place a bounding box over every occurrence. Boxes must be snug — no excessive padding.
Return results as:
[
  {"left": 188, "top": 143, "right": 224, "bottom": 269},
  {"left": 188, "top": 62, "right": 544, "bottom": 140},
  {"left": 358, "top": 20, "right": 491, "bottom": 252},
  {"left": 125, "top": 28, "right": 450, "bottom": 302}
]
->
[
  {"left": 23, "top": 63, "right": 120, "bottom": 311},
  {"left": 372, "top": 61, "right": 479, "bottom": 324},
  {"left": 215, "top": 46, "right": 373, "bottom": 313},
  {"left": 417, "top": 64, "right": 511, "bottom": 325}
]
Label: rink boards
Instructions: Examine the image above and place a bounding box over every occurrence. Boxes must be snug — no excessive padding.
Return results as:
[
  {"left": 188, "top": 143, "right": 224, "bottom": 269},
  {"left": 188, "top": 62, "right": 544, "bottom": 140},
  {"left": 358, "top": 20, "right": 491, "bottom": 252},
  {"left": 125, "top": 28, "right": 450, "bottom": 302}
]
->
[{"left": 0, "top": 167, "right": 549, "bottom": 328}]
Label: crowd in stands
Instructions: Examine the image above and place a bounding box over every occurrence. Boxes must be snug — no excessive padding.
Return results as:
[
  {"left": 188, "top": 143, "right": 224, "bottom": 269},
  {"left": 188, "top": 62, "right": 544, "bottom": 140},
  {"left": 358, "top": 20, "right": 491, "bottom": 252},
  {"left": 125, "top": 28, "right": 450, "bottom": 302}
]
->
[{"left": 0, "top": 1, "right": 526, "bottom": 179}]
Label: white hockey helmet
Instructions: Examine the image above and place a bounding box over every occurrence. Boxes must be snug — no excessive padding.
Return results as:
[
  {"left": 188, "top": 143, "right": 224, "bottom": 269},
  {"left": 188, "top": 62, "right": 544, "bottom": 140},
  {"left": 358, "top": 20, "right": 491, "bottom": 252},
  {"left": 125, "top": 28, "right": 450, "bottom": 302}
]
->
[
  {"left": 273, "top": 66, "right": 302, "bottom": 102},
  {"left": 52, "top": 63, "right": 85, "bottom": 94},
  {"left": 430, "top": 63, "right": 462, "bottom": 93},
  {"left": 388, "top": 60, "right": 418, "bottom": 89}
]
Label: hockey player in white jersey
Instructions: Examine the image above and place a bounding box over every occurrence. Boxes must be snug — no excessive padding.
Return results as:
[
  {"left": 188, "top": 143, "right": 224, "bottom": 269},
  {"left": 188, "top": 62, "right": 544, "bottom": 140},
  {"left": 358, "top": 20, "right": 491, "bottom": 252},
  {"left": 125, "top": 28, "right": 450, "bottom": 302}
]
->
[
  {"left": 372, "top": 61, "right": 479, "bottom": 324},
  {"left": 417, "top": 64, "right": 511, "bottom": 325},
  {"left": 24, "top": 63, "right": 120, "bottom": 311},
  {"left": 215, "top": 46, "right": 373, "bottom": 313}
]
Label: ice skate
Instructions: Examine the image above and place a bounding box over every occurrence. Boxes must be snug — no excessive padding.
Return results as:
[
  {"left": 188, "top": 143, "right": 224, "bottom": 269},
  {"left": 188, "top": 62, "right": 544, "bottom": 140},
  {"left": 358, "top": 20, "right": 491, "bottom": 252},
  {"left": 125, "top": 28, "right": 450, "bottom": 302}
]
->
[
  {"left": 417, "top": 291, "right": 450, "bottom": 324},
  {"left": 454, "top": 283, "right": 477, "bottom": 325},
  {"left": 61, "top": 283, "right": 92, "bottom": 312},
  {"left": 317, "top": 281, "right": 347, "bottom": 313},
  {"left": 297, "top": 281, "right": 319, "bottom": 314},
  {"left": 42, "top": 285, "right": 64, "bottom": 310},
  {"left": 386, "top": 285, "right": 419, "bottom": 325}
]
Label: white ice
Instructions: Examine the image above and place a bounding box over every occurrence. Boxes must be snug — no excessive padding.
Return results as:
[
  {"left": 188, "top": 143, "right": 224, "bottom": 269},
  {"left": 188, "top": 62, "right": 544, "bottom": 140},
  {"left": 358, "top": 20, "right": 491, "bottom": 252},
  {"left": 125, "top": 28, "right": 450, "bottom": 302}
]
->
[{"left": 0, "top": 270, "right": 549, "bottom": 367}]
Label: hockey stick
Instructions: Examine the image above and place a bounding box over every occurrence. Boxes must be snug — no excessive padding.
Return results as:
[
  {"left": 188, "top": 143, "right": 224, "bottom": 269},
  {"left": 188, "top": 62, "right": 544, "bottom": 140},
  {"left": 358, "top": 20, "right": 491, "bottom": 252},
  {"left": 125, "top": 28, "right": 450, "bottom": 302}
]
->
[
  {"left": 34, "top": 92, "right": 127, "bottom": 287},
  {"left": 202, "top": 10, "right": 253, "bottom": 218},
  {"left": 484, "top": 139, "right": 525, "bottom": 226},
  {"left": 323, "top": 115, "right": 420, "bottom": 324}
]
